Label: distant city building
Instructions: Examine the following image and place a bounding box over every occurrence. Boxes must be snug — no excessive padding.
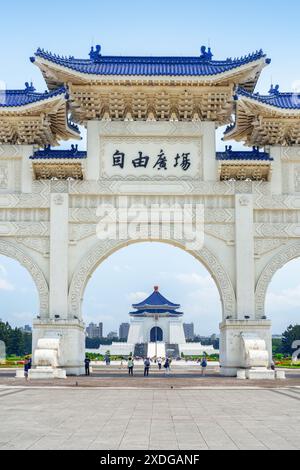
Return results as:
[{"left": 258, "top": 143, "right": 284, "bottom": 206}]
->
[
  {"left": 183, "top": 323, "right": 195, "bottom": 341},
  {"left": 86, "top": 322, "right": 103, "bottom": 339},
  {"left": 119, "top": 323, "right": 130, "bottom": 341},
  {"left": 107, "top": 331, "right": 118, "bottom": 340},
  {"left": 21, "top": 325, "right": 32, "bottom": 334}
]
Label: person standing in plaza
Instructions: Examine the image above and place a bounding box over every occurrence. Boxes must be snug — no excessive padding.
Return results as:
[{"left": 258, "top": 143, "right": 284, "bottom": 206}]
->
[
  {"left": 84, "top": 356, "right": 91, "bottom": 376},
  {"left": 164, "top": 357, "right": 170, "bottom": 375},
  {"left": 128, "top": 356, "right": 134, "bottom": 376},
  {"left": 144, "top": 357, "right": 150, "bottom": 377},
  {"left": 157, "top": 357, "right": 162, "bottom": 371},
  {"left": 201, "top": 356, "right": 207, "bottom": 376},
  {"left": 24, "top": 356, "right": 31, "bottom": 380}
]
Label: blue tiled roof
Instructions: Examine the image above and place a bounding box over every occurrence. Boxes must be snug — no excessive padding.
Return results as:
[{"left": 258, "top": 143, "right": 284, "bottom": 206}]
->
[
  {"left": 216, "top": 146, "right": 272, "bottom": 161},
  {"left": 130, "top": 309, "right": 183, "bottom": 316},
  {"left": 236, "top": 87, "right": 300, "bottom": 110},
  {"left": 32, "top": 47, "right": 268, "bottom": 77},
  {"left": 31, "top": 145, "right": 87, "bottom": 160},
  {"left": 132, "top": 288, "right": 180, "bottom": 310},
  {"left": 0, "top": 83, "right": 67, "bottom": 108}
]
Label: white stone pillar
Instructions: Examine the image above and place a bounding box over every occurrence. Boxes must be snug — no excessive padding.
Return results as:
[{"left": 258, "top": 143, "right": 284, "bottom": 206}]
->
[
  {"left": 202, "top": 121, "right": 217, "bottom": 181},
  {"left": 235, "top": 194, "right": 255, "bottom": 320},
  {"left": 49, "top": 193, "right": 69, "bottom": 319},
  {"left": 269, "top": 146, "right": 283, "bottom": 194},
  {"left": 21, "top": 145, "right": 33, "bottom": 193},
  {"left": 86, "top": 120, "right": 100, "bottom": 180}
]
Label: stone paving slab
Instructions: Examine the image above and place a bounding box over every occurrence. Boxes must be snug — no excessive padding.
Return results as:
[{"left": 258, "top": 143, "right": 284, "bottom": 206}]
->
[
  {"left": 0, "top": 386, "right": 299, "bottom": 450},
  {"left": 0, "top": 369, "right": 300, "bottom": 389}
]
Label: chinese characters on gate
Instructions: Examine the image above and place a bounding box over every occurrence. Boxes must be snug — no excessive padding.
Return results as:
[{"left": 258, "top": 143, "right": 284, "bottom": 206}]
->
[{"left": 112, "top": 149, "right": 192, "bottom": 172}]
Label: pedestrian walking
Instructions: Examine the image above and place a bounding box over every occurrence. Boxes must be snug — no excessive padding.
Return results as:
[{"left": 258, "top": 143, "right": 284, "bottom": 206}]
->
[
  {"left": 144, "top": 357, "right": 151, "bottom": 377},
  {"left": 164, "top": 357, "right": 170, "bottom": 375},
  {"left": 24, "top": 356, "right": 31, "bottom": 380},
  {"left": 128, "top": 356, "right": 134, "bottom": 376},
  {"left": 84, "top": 356, "right": 91, "bottom": 376},
  {"left": 157, "top": 357, "right": 162, "bottom": 370},
  {"left": 201, "top": 356, "right": 207, "bottom": 376}
]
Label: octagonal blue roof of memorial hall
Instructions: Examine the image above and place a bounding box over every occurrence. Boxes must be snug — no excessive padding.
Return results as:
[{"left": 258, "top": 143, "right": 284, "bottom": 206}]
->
[
  {"left": 30, "top": 145, "right": 87, "bottom": 160},
  {"left": 235, "top": 86, "right": 300, "bottom": 110},
  {"left": 216, "top": 146, "right": 273, "bottom": 161},
  {"left": 31, "top": 46, "right": 269, "bottom": 78},
  {"left": 0, "top": 83, "right": 68, "bottom": 108},
  {"left": 132, "top": 286, "right": 181, "bottom": 313}
]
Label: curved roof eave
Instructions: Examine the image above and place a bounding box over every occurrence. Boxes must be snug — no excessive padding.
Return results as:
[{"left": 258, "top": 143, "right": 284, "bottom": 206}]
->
[{"left": 33, "top": 54, "right": 268, "bottom": 90}]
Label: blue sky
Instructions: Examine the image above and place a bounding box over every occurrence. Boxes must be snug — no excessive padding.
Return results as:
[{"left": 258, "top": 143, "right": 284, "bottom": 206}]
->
[{"left": 0, "top": 0, "right": 299, "bottom": 334}]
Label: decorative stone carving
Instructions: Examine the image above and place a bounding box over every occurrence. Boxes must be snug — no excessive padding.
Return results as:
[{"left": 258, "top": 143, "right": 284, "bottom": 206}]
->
[
  {"left": 239, "top": 196, "right": 250, "bottom": 206},
  {"left": 0, "top": 164, "right": 8, "bottom": 189},
  {"left": 53, "top": 195, "right": 64, "bottom": 206},
  {"left": 254, "top": 239, "right": 284, "bottom": 258}
]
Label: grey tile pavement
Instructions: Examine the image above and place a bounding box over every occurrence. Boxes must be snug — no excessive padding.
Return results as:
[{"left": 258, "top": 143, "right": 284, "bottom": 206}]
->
[{"left": 0, "top": 387, "right": 299, "bottom": 450}]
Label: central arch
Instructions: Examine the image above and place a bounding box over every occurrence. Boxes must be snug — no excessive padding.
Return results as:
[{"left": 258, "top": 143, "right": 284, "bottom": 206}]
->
[{"left": 68, "top": 239, "right": 236, "bottom": 321}]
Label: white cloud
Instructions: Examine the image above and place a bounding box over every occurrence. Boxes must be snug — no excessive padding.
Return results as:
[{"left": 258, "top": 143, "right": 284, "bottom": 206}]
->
[
  {"left": 127, "top": 291, "right": 148, "bottom": 303},
  {"left": 266, "top": 284, "right": 300, "bottom": 312},
  {"left": 0, "top": 265, "right": 7, "bottom": 277},
  {"left": 113, "top": 265, "right": 132, "bottom": 273},
  {"left": 175, "top": 272, "right": 215, "bottom": 289},
  {"left": 0, "top": 278, "right": 15, "bottom": 291}
]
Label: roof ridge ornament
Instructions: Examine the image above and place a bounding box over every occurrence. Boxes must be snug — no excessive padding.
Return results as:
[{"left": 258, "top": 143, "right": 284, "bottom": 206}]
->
[
  {"left": 200, "top": 45, "right": 213, "bottom": 61},
  {"left": 269, "top": 84, "right": 280, "bottom": 95},
  {"left": 24, "top": 82, "right": 36, "bottom": 93},
  {"left": 89, "top": 44, "right": 102, "bottom": 62}
]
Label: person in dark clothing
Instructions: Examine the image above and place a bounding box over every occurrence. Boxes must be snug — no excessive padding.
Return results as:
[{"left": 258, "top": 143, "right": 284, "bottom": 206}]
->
[
  {"left": 144, "top": 358, "right": 151, "bottom": 377},
  {"left": 84, "top": 356, "right": 91, "bottom": 376},
  {"left": 24, "top": 356, "right": 32, "bottom": 380}
]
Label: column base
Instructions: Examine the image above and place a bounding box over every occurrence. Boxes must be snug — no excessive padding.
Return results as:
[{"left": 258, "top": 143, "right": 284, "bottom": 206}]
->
[
  {"left": 29, "top": 367, "right": 67, "bottom": 380},
  {"left": 219, "top": 320, "right": 272, "bottom": 376},
  {"left": 32, "top": 319, "right": 85, "bottom": 376}
]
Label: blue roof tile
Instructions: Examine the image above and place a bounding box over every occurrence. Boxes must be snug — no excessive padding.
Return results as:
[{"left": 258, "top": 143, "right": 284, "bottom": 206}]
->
[
  {"left": 0, "top": 83, "right": 67, "bottom": 108},
  {"left": 236, "top": 87, "right": 300, "bottom": 110},
  {"left": 132, "top": 287, "right": 180, "bottom": 310},
  {"left": 31, "top": 145, "right": 87, "bottom": 160},
  {"left": 33, "top": 47, "right": 268, "bottom": 77},
  {"left": 130, "top": 309, "right": 184, "bottom": 316},
  {"left": 216, "top": 146, "right": 272, "bottom": 161}
]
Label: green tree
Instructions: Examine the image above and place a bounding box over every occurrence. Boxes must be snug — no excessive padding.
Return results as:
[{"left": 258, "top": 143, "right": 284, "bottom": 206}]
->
[
  {"left": 281, "top": 324, "right": 300, "bottom": 356},
  {"left": 0, "top": 321, "right": 32, "bottom": 357}
]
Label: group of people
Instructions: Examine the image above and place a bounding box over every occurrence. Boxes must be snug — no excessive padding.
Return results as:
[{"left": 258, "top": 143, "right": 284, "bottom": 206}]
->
[
  {"left": 83, "top": 355, "right": 209, "bottom": 377},
  {"left": 127, "top": 356, "right": 171, "bottom": 377}
]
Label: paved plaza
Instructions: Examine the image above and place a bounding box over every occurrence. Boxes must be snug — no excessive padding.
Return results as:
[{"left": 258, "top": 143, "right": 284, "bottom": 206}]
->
[{"left": 0, "top": 383, "right": 300, "bottom": 450}]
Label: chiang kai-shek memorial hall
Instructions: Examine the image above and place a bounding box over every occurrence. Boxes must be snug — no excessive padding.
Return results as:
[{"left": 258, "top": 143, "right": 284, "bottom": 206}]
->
[
  {"left": 1, "top": 43, "right": 300, "bottom": 378},
  {"left": 97, "top": 286, "right": 217, "bottom": 359}
]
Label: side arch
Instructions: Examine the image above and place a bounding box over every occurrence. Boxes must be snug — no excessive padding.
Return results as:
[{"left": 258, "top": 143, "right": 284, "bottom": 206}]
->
[
  {"left": 255, "top": 241, "right": 300, "bottom": 318},
  {"left": 68, "top": 239, "right": 236, "bottom": 320},
  {"left": 0, "top": 240, "right": 49, "bottom": 318}
]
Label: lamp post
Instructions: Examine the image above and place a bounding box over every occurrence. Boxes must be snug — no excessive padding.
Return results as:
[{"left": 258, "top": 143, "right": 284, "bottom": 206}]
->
[{"left": 155, "top": 314, "right": 159, "bottom": 358}]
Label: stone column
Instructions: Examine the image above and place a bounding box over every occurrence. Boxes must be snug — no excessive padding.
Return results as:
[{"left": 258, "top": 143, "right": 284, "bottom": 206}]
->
[
  {"left": 21, "top": 145, "right": 33, "bottom": 193},
  {"left": 202, "top": 121, "right": 217, "bottom": 181},
  {"left": 49, "top": 193, "right": 69, "bottom": 319},
  {"left": 86, "top": 120, "right": 100, "bottom": 180},
  {"left": 269, "top": 146, "right": 283, "bottom": 194},
  {"left": 235, "top": 194, "right": 255, "bottom": 320}
]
